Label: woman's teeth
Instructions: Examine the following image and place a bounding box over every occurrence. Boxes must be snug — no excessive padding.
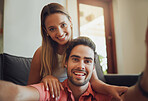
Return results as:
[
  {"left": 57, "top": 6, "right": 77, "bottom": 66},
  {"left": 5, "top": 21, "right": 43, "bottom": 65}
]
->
[{"left": 58, "top": 33, "right": 66, "bottom": 39}]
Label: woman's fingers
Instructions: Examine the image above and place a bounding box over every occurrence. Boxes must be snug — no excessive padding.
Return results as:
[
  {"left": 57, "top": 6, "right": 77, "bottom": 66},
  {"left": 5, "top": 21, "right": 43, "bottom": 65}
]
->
[
  {"left": 52, "top": 80, "right": 58, "bottom": 99},
  {"left": 41, "top": 78, "right": 49, "bottom": 91},
  {"left": 41, "top": 75, "right": 64, "bottom": 100},
  {"left": 47, "top": 80, "right": 55, "bottom": 98},
  {"left": 110, "top": 86, "right": 128, "bottom": 101},
  {"left": 59, "top": 83, "right": 64, "bottom": 90},
  {"left": 51, "top": 80, "right": 63, "bottom": 100}
]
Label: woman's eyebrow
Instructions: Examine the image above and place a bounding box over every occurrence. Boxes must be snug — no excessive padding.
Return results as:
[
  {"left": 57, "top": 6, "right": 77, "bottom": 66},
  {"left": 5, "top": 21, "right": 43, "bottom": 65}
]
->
[
  {"left": 60, "top": 21, "right": 66, "bottom": 24},
  {"left": 48, "top": 26, "right": 54, "bottom": 29}
]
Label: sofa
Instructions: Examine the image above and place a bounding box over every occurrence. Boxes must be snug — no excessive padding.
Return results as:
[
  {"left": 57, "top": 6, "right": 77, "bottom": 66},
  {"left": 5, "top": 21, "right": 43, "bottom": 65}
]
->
[{"left": 0, "top": 53, "right": 139, "bottom": 86}]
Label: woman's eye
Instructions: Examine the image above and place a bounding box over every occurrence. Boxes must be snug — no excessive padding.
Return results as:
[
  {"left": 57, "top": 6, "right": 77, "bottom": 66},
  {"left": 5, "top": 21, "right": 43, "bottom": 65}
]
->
[
  {"left": 61, "top": 23, "right": 67, "bottom": 28},
  {"left": 49, "top": 28, "right": 56, "bottom": 32}
]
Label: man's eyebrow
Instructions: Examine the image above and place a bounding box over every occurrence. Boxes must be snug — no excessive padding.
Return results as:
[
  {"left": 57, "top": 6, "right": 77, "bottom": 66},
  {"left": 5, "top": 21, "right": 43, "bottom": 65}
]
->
[
  {"left": 84, "top": 57, "right": 93, "bottom": 60},
  {"left": 70, "top": 55, "right": 93, "bottom": 60},
  {"left": 70, "top": 55, "right": 80, "bottom": 58}
]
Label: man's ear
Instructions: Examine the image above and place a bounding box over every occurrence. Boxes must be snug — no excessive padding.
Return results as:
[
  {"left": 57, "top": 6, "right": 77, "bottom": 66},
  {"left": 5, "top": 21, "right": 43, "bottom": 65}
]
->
[
  {"left": 64, "top": 62, "right": 68, "bottom": 68},
  {"left": 93, "top": 65, "right": 95, "bottom": 70}
]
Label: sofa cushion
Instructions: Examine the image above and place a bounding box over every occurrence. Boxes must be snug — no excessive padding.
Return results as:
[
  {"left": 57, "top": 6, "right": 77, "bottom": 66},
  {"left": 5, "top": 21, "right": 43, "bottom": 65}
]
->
[{"left": 2, "top": 53, "right": 32, "bottom": 85}]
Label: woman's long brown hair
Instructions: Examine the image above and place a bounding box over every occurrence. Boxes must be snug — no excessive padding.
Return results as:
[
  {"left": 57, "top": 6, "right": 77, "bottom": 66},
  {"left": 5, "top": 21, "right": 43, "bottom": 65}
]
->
[{"left": 40, "top": 3, "right": 73, "bottom": 78}]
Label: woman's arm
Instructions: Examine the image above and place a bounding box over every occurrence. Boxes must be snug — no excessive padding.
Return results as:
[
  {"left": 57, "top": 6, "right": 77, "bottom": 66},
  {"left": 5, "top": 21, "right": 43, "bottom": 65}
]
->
[
  {"left": 90, "top": 67, "right": 128, "bottom": 101},
  {"left": 28, "top": 46, "right": 63, "bottom": 100},
  {"left": 27, "top": 47, "right": 42, "bottom": 85}
]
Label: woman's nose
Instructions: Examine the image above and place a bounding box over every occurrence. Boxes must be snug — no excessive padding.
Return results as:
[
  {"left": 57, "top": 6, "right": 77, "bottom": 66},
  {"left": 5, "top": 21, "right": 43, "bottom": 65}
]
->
[{"left": 56, "top": 27, "right": 64, "bottom": 36}]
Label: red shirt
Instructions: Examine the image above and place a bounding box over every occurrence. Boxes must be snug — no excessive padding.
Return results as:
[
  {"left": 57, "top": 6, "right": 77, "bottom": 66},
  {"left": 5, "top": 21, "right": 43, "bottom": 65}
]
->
[{"left": 31, "top": 79, "right": 111, "bottom": 101}]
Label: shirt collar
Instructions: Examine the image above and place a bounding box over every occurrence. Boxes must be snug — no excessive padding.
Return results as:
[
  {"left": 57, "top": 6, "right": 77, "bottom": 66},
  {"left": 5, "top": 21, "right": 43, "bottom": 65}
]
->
[{"left": 62, "top": 79, "right": 95, "bottom": 98}]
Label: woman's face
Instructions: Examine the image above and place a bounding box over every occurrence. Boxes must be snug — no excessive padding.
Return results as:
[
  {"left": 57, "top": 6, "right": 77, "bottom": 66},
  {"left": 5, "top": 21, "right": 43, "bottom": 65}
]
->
[{"left": 45, "top": 13, "right": 72, "bottom": 46}]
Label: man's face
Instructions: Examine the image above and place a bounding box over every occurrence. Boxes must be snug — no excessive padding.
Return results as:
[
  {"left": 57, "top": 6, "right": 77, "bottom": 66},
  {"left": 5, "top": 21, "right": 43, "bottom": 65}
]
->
[{"left": 66, "top": 45, "right": 94, "bottom": 86}]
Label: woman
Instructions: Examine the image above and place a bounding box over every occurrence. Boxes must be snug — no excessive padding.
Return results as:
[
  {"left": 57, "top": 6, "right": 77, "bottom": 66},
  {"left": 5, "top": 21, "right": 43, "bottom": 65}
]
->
[{"left": 28, "top": 3, "right": 127, "bottom": 100}]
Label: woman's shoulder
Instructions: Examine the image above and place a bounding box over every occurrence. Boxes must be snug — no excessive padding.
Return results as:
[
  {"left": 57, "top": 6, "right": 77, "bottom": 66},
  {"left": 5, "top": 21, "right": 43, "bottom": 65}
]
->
[
  {"left": 34, "top": 46, "right": 42, "bottom": 55},
  {"left": 36, "top": 46, "right": 42, "bottom": 53},
  {"left": 32, "top": 46, "right": 42, "bottom": 60}
]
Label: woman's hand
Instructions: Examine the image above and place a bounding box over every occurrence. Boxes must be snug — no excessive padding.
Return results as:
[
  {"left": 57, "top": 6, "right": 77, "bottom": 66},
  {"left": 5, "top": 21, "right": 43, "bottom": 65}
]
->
[
  {"left": 91, "top": 79, "right": 128, "bottom": 101},
  {"left": 107, "top": 85, "right": 128, "bottom": 101},
  {"left": 41, "top": 75, "right": 64, "bottom": 100}
]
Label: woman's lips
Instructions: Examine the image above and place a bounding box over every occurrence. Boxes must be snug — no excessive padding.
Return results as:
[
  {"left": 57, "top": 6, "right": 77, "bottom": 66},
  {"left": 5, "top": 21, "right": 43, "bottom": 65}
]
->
[
  {"left": 58, "top": 34, "right": 65, "bottom": 39},
  {"left": 57, "top": 33, "right": 68, "bottom": 40}
]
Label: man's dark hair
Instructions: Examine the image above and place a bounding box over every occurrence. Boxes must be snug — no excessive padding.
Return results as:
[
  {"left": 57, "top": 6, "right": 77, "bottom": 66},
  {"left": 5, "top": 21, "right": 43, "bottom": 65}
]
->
[{"left": 65, "top": 36, "right": 97, "bottom": 63}]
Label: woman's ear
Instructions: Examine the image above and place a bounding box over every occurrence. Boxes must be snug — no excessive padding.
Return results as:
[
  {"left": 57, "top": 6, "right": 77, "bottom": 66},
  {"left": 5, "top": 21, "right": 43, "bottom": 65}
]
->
[
  {"left": 43, "top": 27, "right": 49, "bottom": 36},
  {"left": 69, "top": 17, "right": 73, "bottom": 27}
]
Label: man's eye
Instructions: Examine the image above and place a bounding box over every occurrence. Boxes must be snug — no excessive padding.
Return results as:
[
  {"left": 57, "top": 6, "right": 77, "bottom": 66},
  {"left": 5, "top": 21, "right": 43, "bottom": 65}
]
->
[
  {"left": 61, "top": 23, "right": 67, "bottom": 28},
  {"left": 72, "top": 58, "right": 79, "bottom": 62},
  {"left": 85, "top": 60, "right": 92, "bottom": 64}
]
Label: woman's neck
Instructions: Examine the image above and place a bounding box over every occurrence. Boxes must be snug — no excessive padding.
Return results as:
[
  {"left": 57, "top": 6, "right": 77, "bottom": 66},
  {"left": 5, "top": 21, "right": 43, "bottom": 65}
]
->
[{"left": 57, "top": 44, "right": 66, "bottom": 55}]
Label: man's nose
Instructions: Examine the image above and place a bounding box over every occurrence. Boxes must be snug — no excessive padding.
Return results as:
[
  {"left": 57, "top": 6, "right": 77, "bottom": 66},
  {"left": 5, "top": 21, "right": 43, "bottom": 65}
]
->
[{"left": 77, "top": 61, "right": 85, "bottom": 70}]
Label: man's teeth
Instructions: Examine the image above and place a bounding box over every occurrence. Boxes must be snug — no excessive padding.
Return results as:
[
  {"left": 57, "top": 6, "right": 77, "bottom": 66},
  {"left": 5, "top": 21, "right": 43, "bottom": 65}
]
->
[{"left": 74, "top": 72, "right": 86, "bottom": 76}]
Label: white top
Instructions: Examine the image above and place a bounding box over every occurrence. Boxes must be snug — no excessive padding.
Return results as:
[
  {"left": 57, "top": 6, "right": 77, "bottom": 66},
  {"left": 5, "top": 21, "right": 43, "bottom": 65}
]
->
[{"left": 52, "top": 54, "right": 67, "bottom": 82}]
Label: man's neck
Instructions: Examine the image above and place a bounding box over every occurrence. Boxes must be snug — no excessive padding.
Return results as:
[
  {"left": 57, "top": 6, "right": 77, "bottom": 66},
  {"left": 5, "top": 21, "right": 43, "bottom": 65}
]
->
[{"left": 67, "top": 80, "right": 89, "bottom": 101}]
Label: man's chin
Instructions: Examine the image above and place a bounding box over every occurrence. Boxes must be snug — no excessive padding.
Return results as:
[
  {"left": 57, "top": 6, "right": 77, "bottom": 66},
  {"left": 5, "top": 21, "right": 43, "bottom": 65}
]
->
[{"left": 69, "top": 78, "right": 89, "bottom": 86}]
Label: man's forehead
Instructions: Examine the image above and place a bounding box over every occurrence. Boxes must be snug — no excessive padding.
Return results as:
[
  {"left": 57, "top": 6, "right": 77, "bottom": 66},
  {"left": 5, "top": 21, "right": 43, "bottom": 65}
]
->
[{"left": 69, "top": 45, "right": 94, "bottom": 59}]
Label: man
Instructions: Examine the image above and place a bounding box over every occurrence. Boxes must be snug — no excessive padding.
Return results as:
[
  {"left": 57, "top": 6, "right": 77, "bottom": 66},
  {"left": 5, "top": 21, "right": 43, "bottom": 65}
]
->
[{"left": 0, "top": 37, "right": 111, "bottom": 101}]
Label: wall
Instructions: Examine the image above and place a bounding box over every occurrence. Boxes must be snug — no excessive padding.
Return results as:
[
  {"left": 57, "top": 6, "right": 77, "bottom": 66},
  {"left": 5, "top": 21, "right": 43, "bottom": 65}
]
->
[
  {"left": 113, "top": 0, "right": 148, "bottom": 74},
  {"left": 3, "top": 0, "right": 66, "bottom": 57},
  {"left": 67, "top": 0, "right": 79, "bottom": 38}
]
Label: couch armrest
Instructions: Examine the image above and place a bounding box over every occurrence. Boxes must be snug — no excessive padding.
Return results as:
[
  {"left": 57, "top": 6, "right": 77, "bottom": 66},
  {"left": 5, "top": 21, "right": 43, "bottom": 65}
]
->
[{"left": 104, "top": 74, "right": 139, "bottom": 87}]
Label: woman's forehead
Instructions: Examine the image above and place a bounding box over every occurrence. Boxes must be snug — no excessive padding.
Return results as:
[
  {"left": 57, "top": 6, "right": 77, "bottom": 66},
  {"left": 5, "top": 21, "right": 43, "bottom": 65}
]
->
[{"left": 45, "top": 13, "right": 70, "bottom": 26}]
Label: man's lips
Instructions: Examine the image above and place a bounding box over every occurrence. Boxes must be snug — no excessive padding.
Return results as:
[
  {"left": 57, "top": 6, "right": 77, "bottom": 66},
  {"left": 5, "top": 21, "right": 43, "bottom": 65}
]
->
[{"left": 72, "top": 70, "right": 87, "bottom": 76}]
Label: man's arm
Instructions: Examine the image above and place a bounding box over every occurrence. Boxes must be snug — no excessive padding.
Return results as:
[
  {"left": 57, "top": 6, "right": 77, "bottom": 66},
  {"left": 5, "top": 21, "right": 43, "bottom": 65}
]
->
[
  {"left": 122, "top": 26, "right": 148, "bottom": 101},
  {"left": 0, "top": 80, "right": 39, "bottom": 101}
]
